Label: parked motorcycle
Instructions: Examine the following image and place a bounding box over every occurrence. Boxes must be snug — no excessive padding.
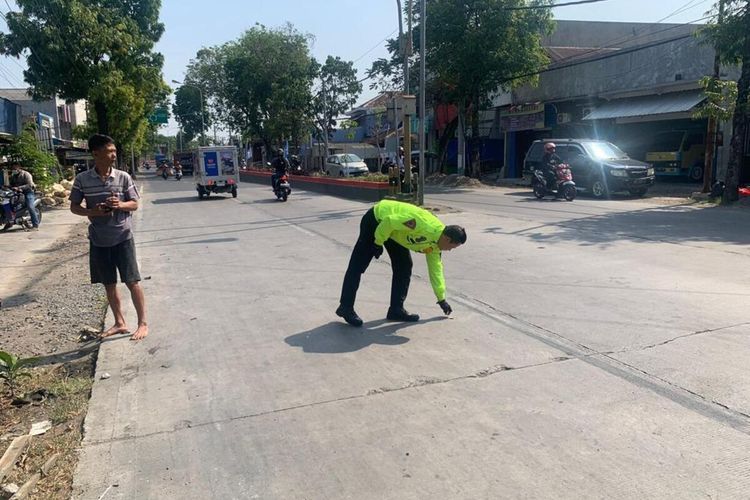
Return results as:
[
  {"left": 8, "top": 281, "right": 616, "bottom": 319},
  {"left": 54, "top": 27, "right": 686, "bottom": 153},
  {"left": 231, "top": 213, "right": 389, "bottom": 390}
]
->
[
  {"left": 1, "top": 188, "right": 43, "bottom": 231},
  {"left": 532, "top": 163, "right": 577, "bottom": 201}
]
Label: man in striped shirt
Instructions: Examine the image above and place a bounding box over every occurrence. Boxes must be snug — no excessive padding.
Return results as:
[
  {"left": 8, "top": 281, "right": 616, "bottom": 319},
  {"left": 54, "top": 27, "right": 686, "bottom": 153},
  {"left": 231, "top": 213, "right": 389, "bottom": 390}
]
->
[{"left": 69, "top": 134, "right": 149, "bottom": 341}]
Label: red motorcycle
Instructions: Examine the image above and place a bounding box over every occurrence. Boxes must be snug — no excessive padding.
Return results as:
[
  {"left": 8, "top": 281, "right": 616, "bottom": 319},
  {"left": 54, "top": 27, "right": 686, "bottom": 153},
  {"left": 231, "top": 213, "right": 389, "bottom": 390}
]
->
[{"left": 532, "top": 163, "right": 577, "bottom": 201}]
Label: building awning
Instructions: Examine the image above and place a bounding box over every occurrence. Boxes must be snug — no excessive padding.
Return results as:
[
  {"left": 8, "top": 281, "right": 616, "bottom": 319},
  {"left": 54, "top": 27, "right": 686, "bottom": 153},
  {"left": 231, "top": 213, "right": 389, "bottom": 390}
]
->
[{"left": 583, "top": 91, "right": 706, "bottom": 121}]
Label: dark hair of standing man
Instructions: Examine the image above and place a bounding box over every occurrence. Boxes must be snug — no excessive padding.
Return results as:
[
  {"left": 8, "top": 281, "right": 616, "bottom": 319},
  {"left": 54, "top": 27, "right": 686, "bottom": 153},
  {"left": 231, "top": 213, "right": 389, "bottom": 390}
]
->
[
  {"left": 443, "top": 225, "right": 467, "bottom": 244},
  {"left": 88, "top": 134, "right": 115, "bottom": 152}
]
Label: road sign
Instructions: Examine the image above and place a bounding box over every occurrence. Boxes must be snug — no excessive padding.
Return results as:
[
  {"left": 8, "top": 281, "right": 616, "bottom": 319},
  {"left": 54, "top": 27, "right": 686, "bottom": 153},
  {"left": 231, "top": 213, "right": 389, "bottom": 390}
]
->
[{"left": 149, "top": 107, "right": 169, "bottom": 124}]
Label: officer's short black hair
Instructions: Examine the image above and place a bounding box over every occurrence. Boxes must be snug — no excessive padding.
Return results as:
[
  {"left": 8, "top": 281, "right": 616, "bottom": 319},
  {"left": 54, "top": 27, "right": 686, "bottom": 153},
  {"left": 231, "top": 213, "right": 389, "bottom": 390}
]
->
[
  {"left": 88, "top": 134, "right": 115, "bottom": 152},
  {"left": 443, "top": 225, "right": 467, "bottom": 244}
]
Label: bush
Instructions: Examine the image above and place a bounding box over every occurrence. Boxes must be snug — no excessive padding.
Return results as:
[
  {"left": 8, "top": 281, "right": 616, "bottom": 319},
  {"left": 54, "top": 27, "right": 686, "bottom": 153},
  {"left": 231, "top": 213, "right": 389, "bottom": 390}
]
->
[{"left": 5, "top": 124, "right": 60, "bottom": 190}]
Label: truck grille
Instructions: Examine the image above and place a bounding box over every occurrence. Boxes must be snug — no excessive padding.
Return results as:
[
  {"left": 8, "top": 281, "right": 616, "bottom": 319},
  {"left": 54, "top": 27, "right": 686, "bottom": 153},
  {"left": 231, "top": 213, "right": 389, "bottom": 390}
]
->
[{"left": 628, "top": 169, "right": 649, "bottom": 178}]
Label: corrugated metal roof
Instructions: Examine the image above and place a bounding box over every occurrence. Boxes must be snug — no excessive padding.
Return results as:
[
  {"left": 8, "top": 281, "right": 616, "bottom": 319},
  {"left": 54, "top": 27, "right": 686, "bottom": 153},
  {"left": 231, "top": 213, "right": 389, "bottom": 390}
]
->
[{"left": 583, "top": 91, "right": 705, "bottom": 120}]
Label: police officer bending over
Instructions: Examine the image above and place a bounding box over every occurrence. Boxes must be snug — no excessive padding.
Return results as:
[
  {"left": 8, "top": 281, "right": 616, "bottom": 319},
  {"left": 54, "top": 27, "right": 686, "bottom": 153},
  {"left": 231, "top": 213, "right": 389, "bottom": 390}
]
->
[{"left": 337, "top": 199, "right": 467, "bottom": 327}]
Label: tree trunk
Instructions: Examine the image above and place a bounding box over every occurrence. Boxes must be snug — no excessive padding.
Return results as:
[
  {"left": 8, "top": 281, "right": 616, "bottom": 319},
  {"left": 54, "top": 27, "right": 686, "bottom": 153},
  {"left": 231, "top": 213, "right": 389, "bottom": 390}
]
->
[
  {"left": 471, "top": 96, "right": 481, "bottom": 179},
  {"left": 437, "top": 116, "right": 458, "bottom": 174},
  {"left": 94, "top": 100, "right": 109, "bottom": 136},
  {"left": 723, "top": 9, "right": 750, "bottom": 203}
]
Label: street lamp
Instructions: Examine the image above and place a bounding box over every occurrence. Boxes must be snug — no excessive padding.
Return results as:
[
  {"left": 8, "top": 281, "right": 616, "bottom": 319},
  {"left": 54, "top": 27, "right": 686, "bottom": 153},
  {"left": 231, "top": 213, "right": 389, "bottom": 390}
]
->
[{"left": 172, "top": 79, "right": 206, "bottom": 145}]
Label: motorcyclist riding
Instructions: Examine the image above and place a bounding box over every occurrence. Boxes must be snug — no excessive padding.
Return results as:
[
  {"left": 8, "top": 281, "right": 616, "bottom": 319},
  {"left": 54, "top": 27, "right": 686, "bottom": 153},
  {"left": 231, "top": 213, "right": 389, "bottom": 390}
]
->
[
  {"left": 541, "top": 142, "right": 562, "bottom": 189},
  {"left": 271, "top": 148, "right": 289, "bottom": 191},
  {"left": 2, "top": 161, "right": 40, "bottom": 230}
]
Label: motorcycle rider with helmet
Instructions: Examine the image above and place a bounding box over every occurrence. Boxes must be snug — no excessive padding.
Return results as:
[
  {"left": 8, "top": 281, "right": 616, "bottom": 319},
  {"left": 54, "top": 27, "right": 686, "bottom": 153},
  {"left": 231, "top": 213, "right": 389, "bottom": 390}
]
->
[
  {"left": 271, "top": 148, "right": 289, "bottom": 191},
  {"left": 541, "top": 142, "right": 562, "bottom": 190}
]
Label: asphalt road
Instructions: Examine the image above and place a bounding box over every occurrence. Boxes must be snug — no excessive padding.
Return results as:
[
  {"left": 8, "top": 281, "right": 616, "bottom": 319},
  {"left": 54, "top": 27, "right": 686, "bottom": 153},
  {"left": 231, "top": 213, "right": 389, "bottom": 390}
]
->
[{"left": 74, "top": 175, "right": 750, "bottom": 499}]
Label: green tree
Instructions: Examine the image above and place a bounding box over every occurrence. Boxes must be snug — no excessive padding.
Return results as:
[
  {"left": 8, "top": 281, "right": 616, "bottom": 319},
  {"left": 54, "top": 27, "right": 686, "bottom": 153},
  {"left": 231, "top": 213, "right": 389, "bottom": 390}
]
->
[
  {"left": 6, "top": 124, "right": 59, "bottom": 188},
  {"left": 172, "top": 85, "right": 209, "bottom": 144},
  {"left": 370, "top": 1, "right": 554, "bottom": 173},
  {"left": 184, "top": 24, "right": 317, "bottom": 152},
  {"left": 0, "top": 0, "right": 169, "bottom": 153},
  {"left": 705, "top": 0, "right": 750, "bottom": 202},
  {"left": 427, "top": 0, "right": 553, "bottom": 173},
  {"left": 313, "top": 56, "right": 363, "bottom": 144}
]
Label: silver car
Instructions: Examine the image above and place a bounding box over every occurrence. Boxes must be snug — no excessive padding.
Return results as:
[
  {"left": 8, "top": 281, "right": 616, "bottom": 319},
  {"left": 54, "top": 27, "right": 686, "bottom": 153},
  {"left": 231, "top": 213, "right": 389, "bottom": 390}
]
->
[{"left": 325, "top": 154, "right": 369, "bottom": 177}]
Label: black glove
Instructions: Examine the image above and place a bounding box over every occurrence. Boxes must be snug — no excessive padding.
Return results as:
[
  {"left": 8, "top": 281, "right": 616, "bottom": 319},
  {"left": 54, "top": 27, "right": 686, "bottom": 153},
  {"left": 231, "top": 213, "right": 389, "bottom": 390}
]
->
[
  {"left": 372, "top": 243, "right": 383, "bottom": 259},
  {"left": 438, "top": 300, "right": 452, "bottom": 315}
]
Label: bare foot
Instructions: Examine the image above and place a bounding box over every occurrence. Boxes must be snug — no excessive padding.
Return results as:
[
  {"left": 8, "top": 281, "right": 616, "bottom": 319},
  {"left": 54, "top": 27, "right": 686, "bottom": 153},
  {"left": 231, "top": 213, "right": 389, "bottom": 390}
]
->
[
  {"left": 131, "top": 323, "right": 149, "bottom": 341},
  {"left": 99, "top": 325, "right": 130, "bottom": 338}
]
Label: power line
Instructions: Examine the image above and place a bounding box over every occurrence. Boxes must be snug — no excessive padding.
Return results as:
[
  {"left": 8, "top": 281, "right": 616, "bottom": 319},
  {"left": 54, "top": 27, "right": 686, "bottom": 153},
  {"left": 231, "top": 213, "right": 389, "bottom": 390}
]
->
[
  {"left": 655, "top": 0, "right": 710, "bottom": 23},
  {"left": 353, "top": 29, "right": 398, "bottom": 64},
  {"left": 501, "top": 32, "right": 694, "bottom": 83},
  {"left": 546, "top": 14, "right": 713, "bottom": 69},
  {"left": 506, "top": 0, "right": 610, "bottom": 9}
]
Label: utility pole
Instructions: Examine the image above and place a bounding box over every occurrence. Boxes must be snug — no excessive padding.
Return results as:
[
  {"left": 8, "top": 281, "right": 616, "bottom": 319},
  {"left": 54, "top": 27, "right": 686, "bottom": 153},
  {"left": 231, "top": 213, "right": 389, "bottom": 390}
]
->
[
  {"left": 418, "top": 0, "right": 426, "bottom": 206},
  {"left": 402, "top": 0, "right": 414, "bottom": 194},
  {"left": 703, "top": 0, "right": 726, "bottom": 193},
  {"left": 322, "top": 79, "right": 329, "bottom": 170}
]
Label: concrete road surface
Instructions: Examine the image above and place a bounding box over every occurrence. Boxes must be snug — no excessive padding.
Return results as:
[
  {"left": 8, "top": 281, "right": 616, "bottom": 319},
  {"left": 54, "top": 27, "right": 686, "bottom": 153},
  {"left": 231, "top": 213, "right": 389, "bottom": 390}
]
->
[{"left": 74, "top": 177, "right": 750, "bottom": 499}]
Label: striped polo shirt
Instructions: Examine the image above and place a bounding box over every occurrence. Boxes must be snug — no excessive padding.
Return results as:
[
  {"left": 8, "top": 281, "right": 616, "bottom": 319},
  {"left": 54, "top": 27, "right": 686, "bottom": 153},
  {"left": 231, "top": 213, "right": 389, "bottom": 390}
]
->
[{"left": 69, "top": 167, "right": 140, "bottom": 247}]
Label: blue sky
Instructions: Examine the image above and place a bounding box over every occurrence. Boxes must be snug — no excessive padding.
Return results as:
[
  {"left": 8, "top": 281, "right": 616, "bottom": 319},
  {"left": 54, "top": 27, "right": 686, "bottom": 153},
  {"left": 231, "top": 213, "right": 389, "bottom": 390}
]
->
[{"left": 0, "top": 0, "right": 716, "bottom": 135}]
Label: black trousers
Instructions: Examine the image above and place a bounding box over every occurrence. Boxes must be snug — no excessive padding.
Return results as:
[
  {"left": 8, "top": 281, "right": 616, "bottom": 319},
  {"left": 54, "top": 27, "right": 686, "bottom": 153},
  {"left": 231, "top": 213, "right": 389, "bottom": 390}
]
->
[{"left": 339, "top": 208, "right": 412, "bottom": 310}]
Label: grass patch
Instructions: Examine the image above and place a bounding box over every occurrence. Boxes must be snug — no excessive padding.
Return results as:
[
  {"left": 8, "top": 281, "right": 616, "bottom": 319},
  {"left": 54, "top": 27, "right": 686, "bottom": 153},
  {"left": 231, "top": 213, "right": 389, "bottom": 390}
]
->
[{"left": 0, "top": 356, "right": 95, "bottom": 499}]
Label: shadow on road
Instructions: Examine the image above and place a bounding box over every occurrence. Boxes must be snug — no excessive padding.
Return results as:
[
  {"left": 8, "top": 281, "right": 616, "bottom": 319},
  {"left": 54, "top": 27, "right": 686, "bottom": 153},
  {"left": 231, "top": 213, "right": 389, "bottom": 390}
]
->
[
  {"left": 285, "top": 318, "right": 447, "bottom": 353},
  {"left": 245, "top": 198, "right": 284, "bottom": 204},
  {"left": 151, "top": 196, "right": 229, "bottom": 205},
  {"left": 485, "top": 203, "right": 750, "bottom": 249}
]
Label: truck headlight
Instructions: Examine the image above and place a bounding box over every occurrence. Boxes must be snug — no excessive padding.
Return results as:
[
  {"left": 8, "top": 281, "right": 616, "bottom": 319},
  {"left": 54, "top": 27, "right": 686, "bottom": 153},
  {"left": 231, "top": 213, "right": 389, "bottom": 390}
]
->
[
  {"left": 647, "top": 168, "right": 655, "bottom": 176},
  {"left": 610, "top": 169, "right": 628, "bottom": 177}
]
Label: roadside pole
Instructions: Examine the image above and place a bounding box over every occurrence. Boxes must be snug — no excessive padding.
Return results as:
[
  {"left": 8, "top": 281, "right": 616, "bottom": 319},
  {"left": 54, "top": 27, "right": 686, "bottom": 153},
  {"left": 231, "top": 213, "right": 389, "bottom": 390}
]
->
[
  {"left": 417, "top": 0, "right": 426, "bottom": 206},
  {"left": 322, "top": 79, "right": 329, "bottom": 171},
  {"left": 703, "top": 0, "right": 726, "bottom": 193},
  {"left": 403, "top": 0, "right": 415, "bottom": 195}
]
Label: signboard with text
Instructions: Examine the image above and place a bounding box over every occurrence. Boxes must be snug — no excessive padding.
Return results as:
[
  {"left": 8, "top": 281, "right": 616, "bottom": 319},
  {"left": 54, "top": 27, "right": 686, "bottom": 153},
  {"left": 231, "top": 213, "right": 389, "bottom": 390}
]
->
[{"left": 203, "top": 151, "right": 219, "bottom": 176}]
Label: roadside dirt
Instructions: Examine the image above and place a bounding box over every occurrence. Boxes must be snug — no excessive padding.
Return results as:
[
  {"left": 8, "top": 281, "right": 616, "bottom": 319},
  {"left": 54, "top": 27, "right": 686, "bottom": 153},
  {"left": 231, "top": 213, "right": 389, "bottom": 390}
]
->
[
  {"left": 1, "top": 222, "right": 105, "bottom": 499},
  {"left": 1, "top": 223, "right": 106, "bottom": 358}
]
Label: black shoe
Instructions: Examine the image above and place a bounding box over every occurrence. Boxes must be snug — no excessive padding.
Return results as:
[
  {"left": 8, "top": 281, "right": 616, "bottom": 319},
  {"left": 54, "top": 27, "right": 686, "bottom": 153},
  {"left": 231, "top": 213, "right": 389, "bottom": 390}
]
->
[
  {"left": 336, "top": 305, "right": 363, "bottom": 327},
  {"left": 386, "top": 307, "right": 420, "bottom": 322}
]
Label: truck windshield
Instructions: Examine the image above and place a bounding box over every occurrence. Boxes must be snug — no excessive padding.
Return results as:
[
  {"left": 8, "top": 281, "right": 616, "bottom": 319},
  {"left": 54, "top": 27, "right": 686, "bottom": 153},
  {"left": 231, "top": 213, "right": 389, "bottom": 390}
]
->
[
  {"left": 583, "top": 142, "right": 629, "bottom": 160},
  {"left": 649, "top": 131, "right": 685, "bottom": 151}
]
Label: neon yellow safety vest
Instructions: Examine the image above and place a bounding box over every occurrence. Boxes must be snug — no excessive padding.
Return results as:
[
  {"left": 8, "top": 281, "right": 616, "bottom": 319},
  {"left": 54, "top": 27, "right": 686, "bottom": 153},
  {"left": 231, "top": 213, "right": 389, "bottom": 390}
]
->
[{"left": 373, "top": 199, "right": 447, "bottom": 301}]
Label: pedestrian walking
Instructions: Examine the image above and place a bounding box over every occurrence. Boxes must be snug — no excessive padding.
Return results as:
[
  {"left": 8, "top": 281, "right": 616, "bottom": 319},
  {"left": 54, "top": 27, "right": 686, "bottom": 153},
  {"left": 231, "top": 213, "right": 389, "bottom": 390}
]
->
[
  {"left": 69, "top": 134, "right": 149, "bottom": 341},
  {"left": 336, "top": 199, "right": 467, "bottom": 327}
]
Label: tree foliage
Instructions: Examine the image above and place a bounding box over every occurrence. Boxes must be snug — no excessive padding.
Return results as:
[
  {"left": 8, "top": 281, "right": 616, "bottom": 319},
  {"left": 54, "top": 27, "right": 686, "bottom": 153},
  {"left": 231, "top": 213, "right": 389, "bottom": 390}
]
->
[
  {"left": 704, "top": 1, "right": 750, "bottom": 202},
  {"left": 694, "top": 76, "right": 737, "bottom": 122},
  {"left": 6, "top": 124, "right": 59, "bottom": 189},
  {"left": 173, "top": 85, "right": 209, "bottom": 143},
  {"left": 427, "top": 0, "right": 553, "bottom": 135},
  {"left": 368, "top": 0, "right": 554, "bottom": 171},
  {"left": 0, "top": 0, "right": 169, "bottom": 151},
  {"left": 313, "top": 56, "right": 363, "bottom": 141},
  {"left": 184, "top": 24, "right": 317, "bottom": 150}
]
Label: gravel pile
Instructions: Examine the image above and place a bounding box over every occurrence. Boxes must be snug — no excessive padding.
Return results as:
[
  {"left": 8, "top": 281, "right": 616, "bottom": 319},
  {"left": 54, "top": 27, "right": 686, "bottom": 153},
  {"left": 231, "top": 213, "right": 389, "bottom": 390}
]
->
[
  {"left": 0, "top": 224, "right": 106, "bottom": 358},
  {"left": 426, "top": 173, "right": 484, "bottom": 188}
]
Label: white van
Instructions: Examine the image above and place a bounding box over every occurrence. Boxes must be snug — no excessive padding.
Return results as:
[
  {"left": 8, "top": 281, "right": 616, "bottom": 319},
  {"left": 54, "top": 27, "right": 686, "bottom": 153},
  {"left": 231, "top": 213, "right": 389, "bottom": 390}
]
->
[{"left": 194, "top": 146, "right": 239, "bottom": 199}]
